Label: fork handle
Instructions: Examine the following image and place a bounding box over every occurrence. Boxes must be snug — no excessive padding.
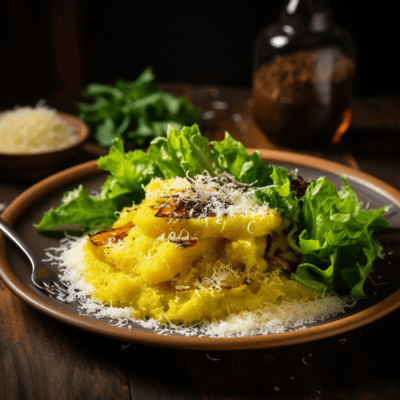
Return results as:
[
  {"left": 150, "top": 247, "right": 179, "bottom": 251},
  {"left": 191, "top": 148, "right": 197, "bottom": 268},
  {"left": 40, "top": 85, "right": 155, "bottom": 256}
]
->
[{"left": 0, "top": 216, "right": 38, "bottom": 266}]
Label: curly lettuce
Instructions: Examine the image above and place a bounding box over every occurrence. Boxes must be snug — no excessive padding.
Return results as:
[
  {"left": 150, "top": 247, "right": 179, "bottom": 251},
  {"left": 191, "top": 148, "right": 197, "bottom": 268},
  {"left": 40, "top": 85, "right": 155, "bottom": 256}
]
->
[
  {"left": 35, "top": 124, "right": 292, "bottom": 230},
  {"left": 35, "top": 124, "right": 389, "bottom": 299},
  {"left": 288, "top": 176, "right": 389, "bottom": 299}
]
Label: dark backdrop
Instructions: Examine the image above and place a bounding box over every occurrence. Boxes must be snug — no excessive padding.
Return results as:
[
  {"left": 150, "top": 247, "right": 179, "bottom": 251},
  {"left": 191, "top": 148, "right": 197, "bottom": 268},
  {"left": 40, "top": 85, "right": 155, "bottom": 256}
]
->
[{"left": 0, "top": 0, "right": 397, "bottom": 109}]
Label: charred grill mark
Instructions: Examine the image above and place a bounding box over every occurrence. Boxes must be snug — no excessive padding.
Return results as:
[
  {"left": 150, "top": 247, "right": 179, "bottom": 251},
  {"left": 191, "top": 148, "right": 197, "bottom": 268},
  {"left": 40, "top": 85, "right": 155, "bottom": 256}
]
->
[
  {"left": 168, "top": 238, "right": 199, "bottom": 248},
  {"left": 155, "top": 198, "right": 218, "bottom": 219},
  {"left": 89, "top": 221, "right": 135, "bottom": 246},
  {"left": 149, "top": 200, "right": 169, "bottom": 210}
]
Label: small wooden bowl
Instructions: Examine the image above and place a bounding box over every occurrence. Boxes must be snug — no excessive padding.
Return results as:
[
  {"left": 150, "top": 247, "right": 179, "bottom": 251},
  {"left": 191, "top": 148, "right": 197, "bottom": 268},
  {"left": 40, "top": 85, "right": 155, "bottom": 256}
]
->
[{"left": 0, "top": 112, "right": 90, "bottom": 180}]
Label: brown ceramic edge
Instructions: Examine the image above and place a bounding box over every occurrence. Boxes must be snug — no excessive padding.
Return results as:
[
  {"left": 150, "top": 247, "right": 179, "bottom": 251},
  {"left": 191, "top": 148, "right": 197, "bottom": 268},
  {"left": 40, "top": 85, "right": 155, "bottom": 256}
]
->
[
  {"left": 1, "top": 151, "right": 400, "bottom": 351},
  {"left": 57, "top": 112, "right": 90, "bottom": 148},
  {"left": 82, "top": 141, "right": 110, "bottom": 156}
]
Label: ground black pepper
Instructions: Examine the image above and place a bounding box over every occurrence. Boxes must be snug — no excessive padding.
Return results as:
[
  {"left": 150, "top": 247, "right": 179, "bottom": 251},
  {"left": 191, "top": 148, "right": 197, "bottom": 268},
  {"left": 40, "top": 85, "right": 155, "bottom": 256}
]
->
[{"left": 252, "top": 48, "right": 355, "bottom": 148}]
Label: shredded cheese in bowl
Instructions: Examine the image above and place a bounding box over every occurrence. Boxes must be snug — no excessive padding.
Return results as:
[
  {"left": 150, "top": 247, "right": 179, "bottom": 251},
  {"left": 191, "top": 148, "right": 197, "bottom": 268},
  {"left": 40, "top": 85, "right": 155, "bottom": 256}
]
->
[{"left": 0, "top": 102, "right": 76, "bottom": 154}]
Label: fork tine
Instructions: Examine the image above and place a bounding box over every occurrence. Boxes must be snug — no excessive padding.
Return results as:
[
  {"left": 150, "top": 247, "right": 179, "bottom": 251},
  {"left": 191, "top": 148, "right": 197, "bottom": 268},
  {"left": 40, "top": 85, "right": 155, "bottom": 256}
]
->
[
  {"left": 52, "top": 281, "right": 69, "bottom": 296},
  {"left": 0, "top": 217, "right": 69, "bottom": 299},
  {"left": 40, "top": 281, "right": 68, "bottom": 297},
  {"left": 41, "top": 285, "right": 59, "bottom": 297}
]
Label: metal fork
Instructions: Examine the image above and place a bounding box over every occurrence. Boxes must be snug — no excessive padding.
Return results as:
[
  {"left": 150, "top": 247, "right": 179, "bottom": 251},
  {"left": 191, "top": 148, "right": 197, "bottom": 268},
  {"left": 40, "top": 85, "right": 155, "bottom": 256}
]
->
[{"left": 0, "top": 216, "right": 69, "bottom": 297}]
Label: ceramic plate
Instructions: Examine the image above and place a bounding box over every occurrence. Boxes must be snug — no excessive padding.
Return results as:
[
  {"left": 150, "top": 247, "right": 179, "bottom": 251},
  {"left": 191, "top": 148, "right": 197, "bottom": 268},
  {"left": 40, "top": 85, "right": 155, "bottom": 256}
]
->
[{"left": 1, "top": 150, "right": 400, "bottom": 350}]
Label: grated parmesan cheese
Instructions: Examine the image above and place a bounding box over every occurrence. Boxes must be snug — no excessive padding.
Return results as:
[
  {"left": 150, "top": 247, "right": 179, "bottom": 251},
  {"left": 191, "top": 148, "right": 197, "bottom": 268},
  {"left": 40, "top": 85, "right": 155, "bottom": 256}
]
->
[
  {"left": 45, "top": 235, "right": 351, "bottom": 337},
  {"left": 43, "top": 176, "right": 354, "bottom": 338},
  {"left": 146, "top": 173, "right": 272, "bottom": 221},
  {"left": 41, "top": 175, "right": 355, "bottom": 337},
  {"left": 0, "top": 101, "right": 76, "bottom": 154}
]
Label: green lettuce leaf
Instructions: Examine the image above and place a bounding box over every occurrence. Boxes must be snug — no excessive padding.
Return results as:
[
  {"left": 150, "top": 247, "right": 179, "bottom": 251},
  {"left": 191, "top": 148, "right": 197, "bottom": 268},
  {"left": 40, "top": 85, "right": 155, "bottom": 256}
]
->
[
  {"left": 249, "top": 166, "right": 300, "bottom": 227},
  {"left": 212, "top": 133, "right": 273, "bottom": 186},
  {"left": 289, "top": 176, "right": 389, "bottom": 299},
  {"left": 35, "top": 124, "right": 389, "bottom": 300},
  {"left": 35, "top": 124, "right": 289, "bottom": 231},
  {"left": 146, "top": 124, "right": 220, "bottom": 178},
  {"left": 34, "top": 185, "right": 133, "bottom": 231}
]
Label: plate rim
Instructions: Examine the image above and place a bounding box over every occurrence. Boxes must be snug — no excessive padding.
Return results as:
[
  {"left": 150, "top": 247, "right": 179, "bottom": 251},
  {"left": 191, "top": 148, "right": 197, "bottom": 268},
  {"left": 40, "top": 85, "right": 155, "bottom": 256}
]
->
[{"left": 1, "top": 149, "right": 400, "bottom": 351}]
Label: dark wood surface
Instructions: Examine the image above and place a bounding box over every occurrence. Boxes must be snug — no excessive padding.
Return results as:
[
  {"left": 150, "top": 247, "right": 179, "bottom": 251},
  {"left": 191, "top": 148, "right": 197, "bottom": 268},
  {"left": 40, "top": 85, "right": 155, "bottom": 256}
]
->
[{"left": 1, "top": 85, "right": 400, "bottom": 400}]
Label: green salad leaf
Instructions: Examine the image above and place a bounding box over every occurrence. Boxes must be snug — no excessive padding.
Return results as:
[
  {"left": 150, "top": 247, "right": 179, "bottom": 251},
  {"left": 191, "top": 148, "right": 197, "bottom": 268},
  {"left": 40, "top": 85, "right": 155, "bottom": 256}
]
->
[
  {"left": 35, "top": 124, "right": 296, "bottom": 230},
  {"left": 76, "top": 67, "right": 203, "bottom": 148},
  {"left": 288, "top": 177, "right": 389, "bottom": 299},
  {"left": 249, "top": 166, "right": 300, "bottom": 228},
  {"left": 35, "top": 185, "right": 133, "bottom": 232},
  {"left": 146, "top": 124, "right": 220, "bottom": 178},
  {"left": 35, "top": 124, "right": 389, "bottom": 299}
]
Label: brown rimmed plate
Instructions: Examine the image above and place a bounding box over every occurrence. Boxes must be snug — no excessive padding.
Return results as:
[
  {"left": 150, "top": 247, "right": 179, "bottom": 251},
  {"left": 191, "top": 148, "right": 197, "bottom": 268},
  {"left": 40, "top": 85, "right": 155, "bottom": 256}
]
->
[{"left": 1, "top": 149, "right": 400, "bottom": 350}]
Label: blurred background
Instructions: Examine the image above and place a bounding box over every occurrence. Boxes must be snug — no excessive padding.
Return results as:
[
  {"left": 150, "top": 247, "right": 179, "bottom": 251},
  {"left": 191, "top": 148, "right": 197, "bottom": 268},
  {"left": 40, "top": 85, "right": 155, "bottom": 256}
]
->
[{"left": 0, "top": 0, "right": 397, "bottom": 109}]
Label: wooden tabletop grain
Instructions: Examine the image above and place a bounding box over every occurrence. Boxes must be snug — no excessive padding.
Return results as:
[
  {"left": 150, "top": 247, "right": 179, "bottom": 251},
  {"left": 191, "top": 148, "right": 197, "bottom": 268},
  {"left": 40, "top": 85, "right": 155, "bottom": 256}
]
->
[{"left": 1, "top": 84, "right": 400, "bottom": 400}]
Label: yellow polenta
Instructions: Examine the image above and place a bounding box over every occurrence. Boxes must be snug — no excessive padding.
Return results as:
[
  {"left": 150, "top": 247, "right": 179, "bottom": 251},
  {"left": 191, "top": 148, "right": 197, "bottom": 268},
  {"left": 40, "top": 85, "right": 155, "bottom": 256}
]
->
[{"left": 82, "top": 175, "right": 314, "bottom": 325}]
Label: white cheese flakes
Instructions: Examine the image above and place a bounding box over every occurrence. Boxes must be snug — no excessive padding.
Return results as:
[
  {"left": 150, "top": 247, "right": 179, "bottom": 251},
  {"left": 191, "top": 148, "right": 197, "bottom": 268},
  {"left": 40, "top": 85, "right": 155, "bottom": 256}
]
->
[
  {"left": 45, "top": 236, "right": 352, "bottom": 338},
  {"left": 148, "top": 173, "right": 273, "bottom": 221},
  {"left": 0, "top": 101, "right": 76, "bottom": 154}
]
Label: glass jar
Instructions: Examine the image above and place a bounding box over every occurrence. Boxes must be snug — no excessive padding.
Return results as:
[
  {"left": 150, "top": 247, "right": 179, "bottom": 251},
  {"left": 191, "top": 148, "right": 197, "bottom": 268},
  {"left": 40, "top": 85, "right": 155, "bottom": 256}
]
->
[{"left": 252, "top": 0, "right": 356, "bottom": 148}]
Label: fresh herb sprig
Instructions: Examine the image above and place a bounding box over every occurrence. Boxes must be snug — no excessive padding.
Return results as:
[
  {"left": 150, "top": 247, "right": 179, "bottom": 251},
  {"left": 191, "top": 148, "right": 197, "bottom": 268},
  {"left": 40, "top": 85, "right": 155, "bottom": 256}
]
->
[{"left": 76, "top": 68, "right": 203, "bottom": 148}]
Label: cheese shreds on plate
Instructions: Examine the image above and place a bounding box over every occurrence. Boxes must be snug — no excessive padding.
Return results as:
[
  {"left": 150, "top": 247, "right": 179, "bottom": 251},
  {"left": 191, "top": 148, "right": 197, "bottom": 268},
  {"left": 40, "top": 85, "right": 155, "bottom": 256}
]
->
[
  {"left": 44, "top": 236, "right": 351, "bottom": 337},
  {"left": 42, "top": 174, "right": 354, "bottom": 338},
  {"left": 0, "top": 102, "right": 76, "bottom": 154}
]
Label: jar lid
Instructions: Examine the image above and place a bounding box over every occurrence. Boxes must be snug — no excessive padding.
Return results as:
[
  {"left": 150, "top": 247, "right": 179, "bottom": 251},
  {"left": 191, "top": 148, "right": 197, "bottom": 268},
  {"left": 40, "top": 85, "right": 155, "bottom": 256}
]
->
[{"left": 280, "top": 0, "right": 333, "bottom": 33}]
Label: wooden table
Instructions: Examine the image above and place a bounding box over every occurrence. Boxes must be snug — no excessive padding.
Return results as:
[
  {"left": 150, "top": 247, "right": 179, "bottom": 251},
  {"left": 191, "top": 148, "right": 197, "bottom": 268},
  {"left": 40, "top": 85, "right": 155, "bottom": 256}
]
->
[{"left": 1, "top": 85, "right": 400, "bottom": 399}]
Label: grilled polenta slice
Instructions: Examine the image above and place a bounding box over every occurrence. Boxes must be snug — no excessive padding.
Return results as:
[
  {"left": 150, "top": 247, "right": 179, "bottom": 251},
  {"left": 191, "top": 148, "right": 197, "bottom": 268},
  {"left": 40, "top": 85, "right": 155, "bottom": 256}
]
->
[
  {"left": 133, "top": 236, "right": 215, "bottom": 285},
  {"left": 80, "top": 174, "right": 302, "bottom": 325},
  {"left": 131, "top": 177, "right": 282, "bottom": 240},
  {"left": 86, "top": 223, "right": 215, "bottom": 286}
]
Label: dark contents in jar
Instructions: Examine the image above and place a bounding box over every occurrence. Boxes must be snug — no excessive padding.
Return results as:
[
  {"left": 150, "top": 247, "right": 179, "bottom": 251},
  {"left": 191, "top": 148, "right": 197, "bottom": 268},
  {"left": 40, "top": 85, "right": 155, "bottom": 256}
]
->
[{"left": 252, "top": 48, "right": 355, "bottom": 147}]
